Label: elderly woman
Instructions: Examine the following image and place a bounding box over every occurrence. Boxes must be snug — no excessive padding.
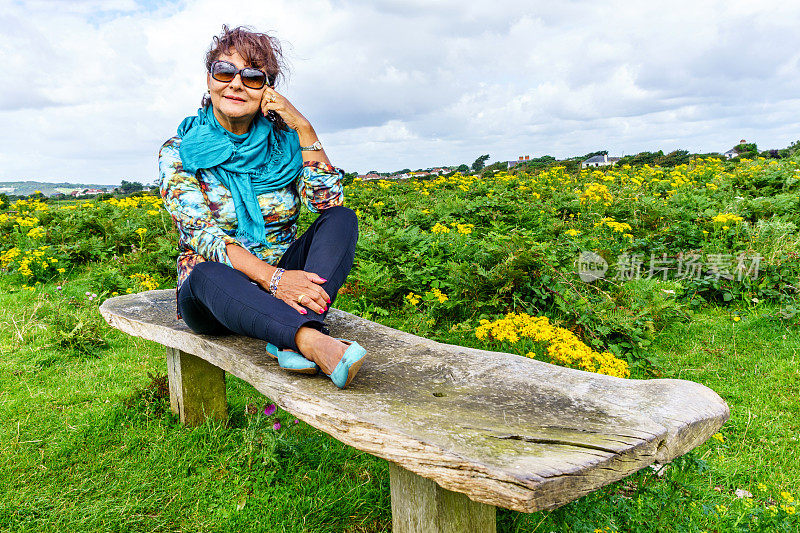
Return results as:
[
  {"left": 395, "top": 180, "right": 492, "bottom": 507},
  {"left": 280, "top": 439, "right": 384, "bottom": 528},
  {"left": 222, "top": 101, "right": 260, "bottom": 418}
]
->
[{"left": 159, "top": 25, "right": 365, "bottom": 389}]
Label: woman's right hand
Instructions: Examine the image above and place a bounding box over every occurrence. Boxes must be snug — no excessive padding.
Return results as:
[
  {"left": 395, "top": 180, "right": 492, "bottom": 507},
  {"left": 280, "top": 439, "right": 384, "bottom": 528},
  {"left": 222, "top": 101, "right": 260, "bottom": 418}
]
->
[{"left": 274, "top": 270, "right": 331, "bottom": 315}]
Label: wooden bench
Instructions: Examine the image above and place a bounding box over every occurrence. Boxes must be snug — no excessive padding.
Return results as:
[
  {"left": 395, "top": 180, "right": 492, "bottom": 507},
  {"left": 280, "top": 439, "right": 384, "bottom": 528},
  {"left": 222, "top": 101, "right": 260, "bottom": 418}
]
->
[{"left": 100, "top": 289, "right": 729, "bottom": 533}]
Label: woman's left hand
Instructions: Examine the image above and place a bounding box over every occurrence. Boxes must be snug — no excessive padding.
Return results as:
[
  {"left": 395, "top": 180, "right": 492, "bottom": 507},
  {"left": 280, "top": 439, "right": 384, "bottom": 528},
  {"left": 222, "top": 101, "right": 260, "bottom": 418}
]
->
[{"left": 261, "top": 87, "right": 311, "bottom": 132}]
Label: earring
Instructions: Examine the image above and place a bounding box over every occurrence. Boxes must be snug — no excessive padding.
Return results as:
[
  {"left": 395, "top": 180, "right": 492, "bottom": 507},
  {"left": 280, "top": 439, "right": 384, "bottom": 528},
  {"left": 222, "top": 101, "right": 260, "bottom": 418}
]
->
[{"left": 201, "top": 91, "right": 211, "bottom": 108}]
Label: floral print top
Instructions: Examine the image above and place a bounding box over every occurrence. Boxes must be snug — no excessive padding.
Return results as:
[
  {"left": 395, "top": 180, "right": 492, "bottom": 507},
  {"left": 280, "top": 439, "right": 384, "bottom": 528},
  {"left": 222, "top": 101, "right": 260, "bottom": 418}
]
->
[{"left": 158, "top": 135, "right": 345, "bottom": 296}]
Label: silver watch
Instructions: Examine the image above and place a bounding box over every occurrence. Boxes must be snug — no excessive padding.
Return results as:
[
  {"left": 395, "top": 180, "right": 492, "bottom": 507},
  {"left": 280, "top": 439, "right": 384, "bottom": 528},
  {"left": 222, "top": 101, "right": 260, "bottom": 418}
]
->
[{"left": 300, "top": 140, "right": 323, "bottom": 151}]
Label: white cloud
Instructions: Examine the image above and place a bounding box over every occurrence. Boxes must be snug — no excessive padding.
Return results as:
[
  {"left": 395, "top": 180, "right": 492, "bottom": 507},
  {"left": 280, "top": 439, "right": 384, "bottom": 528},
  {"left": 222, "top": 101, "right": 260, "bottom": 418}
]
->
[{"left": 0, "top": 0, "right": 799, "bottom": 183}]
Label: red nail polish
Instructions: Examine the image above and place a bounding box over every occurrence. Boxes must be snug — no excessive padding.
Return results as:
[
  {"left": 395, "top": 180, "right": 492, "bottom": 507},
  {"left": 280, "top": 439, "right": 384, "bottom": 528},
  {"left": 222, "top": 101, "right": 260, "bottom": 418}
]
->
[
  {"left": 326, "top": 298, "right": 331, "bottom": 304},
  {"left": 299, "top": 309, "right": 307, "bottom": 315}
]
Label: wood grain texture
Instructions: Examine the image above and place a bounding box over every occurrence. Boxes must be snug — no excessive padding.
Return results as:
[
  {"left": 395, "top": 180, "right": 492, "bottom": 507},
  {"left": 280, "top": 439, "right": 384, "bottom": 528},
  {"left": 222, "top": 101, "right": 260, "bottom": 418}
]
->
[
  {"left": 390, "top": 462, "right": 496, "bottom": 533},
  {"left": 100, "top": 290, "right": 729, "bottom": 513},
  {"left": 166, "top": 347, "right": 227, "bottom": 425}
]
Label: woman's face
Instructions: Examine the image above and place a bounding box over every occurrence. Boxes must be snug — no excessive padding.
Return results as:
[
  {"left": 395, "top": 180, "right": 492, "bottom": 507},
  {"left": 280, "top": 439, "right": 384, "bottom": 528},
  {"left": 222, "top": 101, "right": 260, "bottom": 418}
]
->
[{"left": 207, "top": 50, "right": 266, "bottom": 125}]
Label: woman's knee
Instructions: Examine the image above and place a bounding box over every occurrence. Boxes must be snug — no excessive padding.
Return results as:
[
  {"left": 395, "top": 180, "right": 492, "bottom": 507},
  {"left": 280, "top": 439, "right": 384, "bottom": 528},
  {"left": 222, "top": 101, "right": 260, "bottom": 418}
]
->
[
  {"left": 320, "top": 205, "right": 358, "bottom": 231},
  {"left": 191, "top": 260, "right": 230, "bottom": 279}
]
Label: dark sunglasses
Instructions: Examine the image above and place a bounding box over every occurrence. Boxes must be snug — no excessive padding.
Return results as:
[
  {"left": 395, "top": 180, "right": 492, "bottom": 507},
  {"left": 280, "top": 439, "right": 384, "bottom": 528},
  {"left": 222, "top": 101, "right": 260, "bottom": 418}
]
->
[{"left": 209, "top": 60, "right": 271, "bottom": 90}]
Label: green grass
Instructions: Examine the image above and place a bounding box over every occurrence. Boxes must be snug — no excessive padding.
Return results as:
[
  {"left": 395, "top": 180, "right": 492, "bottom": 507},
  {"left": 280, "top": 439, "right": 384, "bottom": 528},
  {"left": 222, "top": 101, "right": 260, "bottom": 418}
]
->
[{"left": 1, "top": 280, "right": 798, "bottom": 532}]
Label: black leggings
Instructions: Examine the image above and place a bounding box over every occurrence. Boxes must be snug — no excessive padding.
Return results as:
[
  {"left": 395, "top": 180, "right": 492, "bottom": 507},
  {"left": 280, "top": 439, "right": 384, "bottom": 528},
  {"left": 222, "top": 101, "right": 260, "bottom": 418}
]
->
[{"left": 177, "top": 206, "right": 358, "bottom": 352}]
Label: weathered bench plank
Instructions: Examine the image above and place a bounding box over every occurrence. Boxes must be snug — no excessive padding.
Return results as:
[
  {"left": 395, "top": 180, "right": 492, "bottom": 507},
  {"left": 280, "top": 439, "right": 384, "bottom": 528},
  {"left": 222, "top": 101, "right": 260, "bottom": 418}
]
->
[{"left": 100, "top": 290, "right": 728, "bottom": 514}]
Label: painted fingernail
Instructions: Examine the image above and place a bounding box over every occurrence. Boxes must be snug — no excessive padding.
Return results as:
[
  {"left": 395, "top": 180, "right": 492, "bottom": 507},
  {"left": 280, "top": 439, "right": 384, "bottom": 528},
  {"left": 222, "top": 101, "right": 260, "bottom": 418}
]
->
[
  {"left": 320, "top": 278, "right": 327, "bottom": 282},
  {"left": 299, "top": 309, "right": 307, "bottom": 315},
  {"left": 326, "top": 298, "right": 331, "bottom": 304}
]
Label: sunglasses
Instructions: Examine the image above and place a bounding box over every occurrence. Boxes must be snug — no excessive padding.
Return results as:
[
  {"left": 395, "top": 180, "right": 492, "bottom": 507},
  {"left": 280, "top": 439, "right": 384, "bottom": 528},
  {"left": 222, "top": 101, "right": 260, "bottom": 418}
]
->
[{"left": 209, "top": 60, "right": 271, "bottom": 90}]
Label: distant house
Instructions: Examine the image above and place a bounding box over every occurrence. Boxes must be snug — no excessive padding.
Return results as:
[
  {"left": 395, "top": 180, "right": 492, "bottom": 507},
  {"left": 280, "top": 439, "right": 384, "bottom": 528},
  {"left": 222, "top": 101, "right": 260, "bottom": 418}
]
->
[
  {"left": 581, "top": 154, "right": 620, "bottom": 169},
  {"left": 724, "top": 139, "right": 748, "bottom": 160},
  {"left": 357, "top": 173, "right": 381, "bottom": 181},
  {"left": 508, "top": 155, "right": 531, "bottom": 169},
  {"left": 70, "top": 188, "right": 105, "bottom": 196}
]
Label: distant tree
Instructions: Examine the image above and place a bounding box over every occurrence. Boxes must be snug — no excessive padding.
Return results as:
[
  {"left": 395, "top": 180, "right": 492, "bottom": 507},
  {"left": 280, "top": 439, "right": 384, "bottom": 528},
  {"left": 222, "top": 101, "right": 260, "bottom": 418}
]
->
[
  {"left": 482, "top": 161, "right": 509, "bottom": 177},
  {"left": 518, "top": 155, "right": 557, "bottom": 171},
  {"left": 471, "top": 154, "right": 490, "bottom": 172},
  {"left": 456, "top": 164, "right": 470, "bottom": 173},
  {"left": 0, "top": 193, "right": 7, "bottom": 210},
  {"left": 654, "top": 150, "right": 691, "bottom": 167},
  {"left": 617, "top": 151, "right": 663, "bottom": 167},
  {"left": 28, "top": 191, "right": 47, "bottom": 202},
  {"left": 734, "top": 142, "right": 758, "bottom": 154},
  {"left": 582, "top": 150, "right": 608, "bottom": 159},
  {"left": 397, "top": 168, "right": 411, "bottom": 174},
  {"left": 729, "top": 142, "right": 758, "bottom": 161},
  {"left": 119, "top": 180, "right": 144, "bottom": 194}
]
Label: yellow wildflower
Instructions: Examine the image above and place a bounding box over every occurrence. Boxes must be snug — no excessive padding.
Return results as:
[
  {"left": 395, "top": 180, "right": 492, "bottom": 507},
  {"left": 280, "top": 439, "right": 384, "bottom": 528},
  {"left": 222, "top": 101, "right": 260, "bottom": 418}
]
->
[
  {"left": 26, "top": 226, "right": 46, "bottom": 239},
  {"left": 405, "top": 292, "right": 421, "bottom": 306},
  {"left": 712, "top": 213, "right": 743, "bottom": 225},
  {"left": 428, "top": 287, "right": 448, "bottom": 303}
]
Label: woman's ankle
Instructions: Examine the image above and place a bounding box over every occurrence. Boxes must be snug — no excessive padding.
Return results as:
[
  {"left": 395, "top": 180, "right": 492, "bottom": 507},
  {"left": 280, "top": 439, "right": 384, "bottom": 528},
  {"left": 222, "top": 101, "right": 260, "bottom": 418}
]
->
[{"left": 295, "top": 327, "right": 347, "bottom": 375}]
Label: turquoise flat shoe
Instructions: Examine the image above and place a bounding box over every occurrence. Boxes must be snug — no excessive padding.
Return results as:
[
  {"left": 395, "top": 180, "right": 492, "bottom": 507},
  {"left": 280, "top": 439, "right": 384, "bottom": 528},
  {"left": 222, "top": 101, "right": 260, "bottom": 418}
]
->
[
  {"left": 266, "top": 343, "right": 319, "bottom": 375},
  {"left": 328, "top": 340, "right": 367, "bottom": 389}
]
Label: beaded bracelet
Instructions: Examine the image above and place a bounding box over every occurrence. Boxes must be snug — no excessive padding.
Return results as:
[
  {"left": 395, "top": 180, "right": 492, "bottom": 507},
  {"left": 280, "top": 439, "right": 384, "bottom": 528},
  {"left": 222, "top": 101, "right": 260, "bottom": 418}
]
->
[{"left": 269, "top": 267, "right": 285, "bottom": 296}]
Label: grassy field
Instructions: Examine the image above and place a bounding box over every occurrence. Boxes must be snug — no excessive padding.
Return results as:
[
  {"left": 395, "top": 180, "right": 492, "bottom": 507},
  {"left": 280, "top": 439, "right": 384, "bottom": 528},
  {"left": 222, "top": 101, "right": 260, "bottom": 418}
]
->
[
  {"left": 1, "top": 156, "right": 799, "bottom": 531},
  {"left": 1, "top": 280, "right": 798, "bottom": 531}
]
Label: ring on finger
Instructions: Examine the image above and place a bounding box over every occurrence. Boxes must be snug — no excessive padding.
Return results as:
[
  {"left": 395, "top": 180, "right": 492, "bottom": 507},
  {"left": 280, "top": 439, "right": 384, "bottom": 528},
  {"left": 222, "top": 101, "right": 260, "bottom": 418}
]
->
[{"left": 297, "top": 294, "right": 307, "bottom": 304}]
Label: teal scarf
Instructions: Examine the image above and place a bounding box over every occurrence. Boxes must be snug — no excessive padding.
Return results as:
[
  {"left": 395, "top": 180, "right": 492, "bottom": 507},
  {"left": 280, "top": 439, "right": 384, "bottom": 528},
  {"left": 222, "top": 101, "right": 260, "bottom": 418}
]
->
[{"left": 177, "top": 106, "right": 303, "bottom": 245}]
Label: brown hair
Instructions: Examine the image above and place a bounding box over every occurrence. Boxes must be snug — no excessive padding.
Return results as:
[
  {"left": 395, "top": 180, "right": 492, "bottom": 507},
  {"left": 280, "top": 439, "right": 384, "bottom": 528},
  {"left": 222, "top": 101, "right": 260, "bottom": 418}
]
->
[{"left": 204, "top": 25, "right": 289, "bottom": 130}]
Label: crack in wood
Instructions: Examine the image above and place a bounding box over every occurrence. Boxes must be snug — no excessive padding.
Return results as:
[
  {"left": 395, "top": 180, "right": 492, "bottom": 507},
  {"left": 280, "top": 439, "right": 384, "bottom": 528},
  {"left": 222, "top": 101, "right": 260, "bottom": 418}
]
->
[{"left": 490, "top": 434, "right": 623, "bottom": 454}]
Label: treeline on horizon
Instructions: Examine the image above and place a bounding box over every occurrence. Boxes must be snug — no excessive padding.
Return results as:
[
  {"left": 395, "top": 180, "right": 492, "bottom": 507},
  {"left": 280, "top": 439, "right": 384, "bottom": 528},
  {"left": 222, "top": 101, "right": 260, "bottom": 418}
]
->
[
  {"left": 373, "top": 138, "right": 800, "bottom": 179},
  {"left": 3, "top": 140, "right": 798, "bottom": 205}
]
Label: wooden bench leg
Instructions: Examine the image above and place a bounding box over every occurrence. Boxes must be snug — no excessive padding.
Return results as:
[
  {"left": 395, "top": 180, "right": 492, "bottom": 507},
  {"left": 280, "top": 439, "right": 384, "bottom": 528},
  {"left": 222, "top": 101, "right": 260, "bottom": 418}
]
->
[
  {"left": 166, "top": 347, "right": 227, "bottom": 426},
  {"left": 389, "top": 462, "right": 496, "bottom": 533}
]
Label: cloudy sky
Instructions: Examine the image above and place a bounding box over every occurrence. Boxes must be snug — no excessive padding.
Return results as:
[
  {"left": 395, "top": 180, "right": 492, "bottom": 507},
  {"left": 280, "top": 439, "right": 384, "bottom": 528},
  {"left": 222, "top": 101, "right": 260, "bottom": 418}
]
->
[{"left": 2, "top": 0, "right": 799, "bottom": 185}]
